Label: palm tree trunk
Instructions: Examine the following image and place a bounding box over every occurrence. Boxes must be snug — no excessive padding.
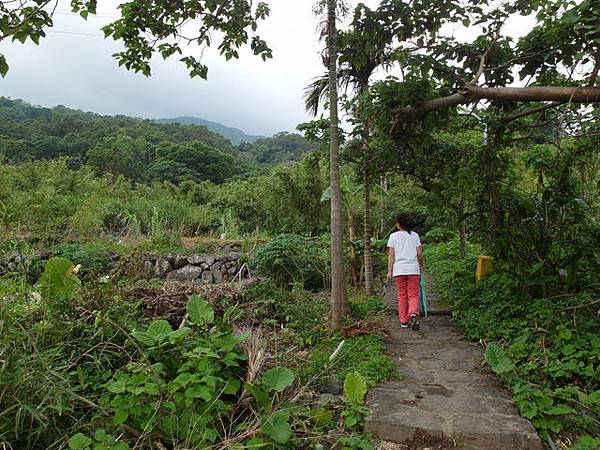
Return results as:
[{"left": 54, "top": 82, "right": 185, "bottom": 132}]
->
[
  {"left": 327, "top": 0, "right": 346, "bottom": 329},
  {"left": 363, "top": 169, "right": 374, "bottom": 295}
]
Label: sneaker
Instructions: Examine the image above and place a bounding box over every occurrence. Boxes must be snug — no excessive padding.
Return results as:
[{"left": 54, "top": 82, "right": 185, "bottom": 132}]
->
[
  {"left": 400, "top": 322, "right": 409, "bottom": 329},
  {"left": 410, "top": 314, "right": 420, "bottom": 331}
]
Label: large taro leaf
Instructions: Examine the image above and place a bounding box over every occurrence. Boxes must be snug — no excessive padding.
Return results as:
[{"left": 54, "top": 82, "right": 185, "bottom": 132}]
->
[
  {"left": 187, "top": 294, "right": 214, "bottom": 326},
  {"left": 485, "top": 343, "right": 515, "bottom": 374},
  {"left": 261, "top": 367, "right": 295, "bottom": 392}
]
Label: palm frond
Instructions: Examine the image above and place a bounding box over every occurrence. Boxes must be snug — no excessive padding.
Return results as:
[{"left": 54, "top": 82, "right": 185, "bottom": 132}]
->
[
  {"left": 303, "top": 68, "right": 357, "bottom": 116},
  {"left": 303, "top": 73, "right": 329, "bottom": 116}
]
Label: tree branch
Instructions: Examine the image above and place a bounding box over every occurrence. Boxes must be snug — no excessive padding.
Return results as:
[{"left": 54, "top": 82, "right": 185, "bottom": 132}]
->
[
  {"left": 502, "top": 102, "right": 564, "bottom": 123},
  {"left": 391, "top": 85, "right": 600, "bottom": 131}
]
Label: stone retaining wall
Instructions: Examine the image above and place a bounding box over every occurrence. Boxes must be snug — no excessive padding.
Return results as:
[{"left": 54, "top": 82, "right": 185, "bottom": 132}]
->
[{"left": 144, "top": 247, "right": 244, "bottom": 284}]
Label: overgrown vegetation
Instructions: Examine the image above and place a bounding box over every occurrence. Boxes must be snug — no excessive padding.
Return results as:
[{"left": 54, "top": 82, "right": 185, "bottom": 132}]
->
[
  {"left": 0, "top": 249, "right": 393, "bottom": 449},
  {"left": 427, "top": 241, "right": 600, "bottom": 449}
]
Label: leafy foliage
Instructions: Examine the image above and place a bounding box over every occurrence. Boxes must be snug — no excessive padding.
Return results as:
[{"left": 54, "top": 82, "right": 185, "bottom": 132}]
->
[
  {"left": 253, "top": 234, "right": 328, "bottom": 290},
  {"left": 1, "top": 1, "right": 271, "bottom": 78},
  {"left": 239, "top": 131, "right": 319, "bottom": 165},
  {"left": 485, "top": 343, "right": 516, "bottom": 374}
]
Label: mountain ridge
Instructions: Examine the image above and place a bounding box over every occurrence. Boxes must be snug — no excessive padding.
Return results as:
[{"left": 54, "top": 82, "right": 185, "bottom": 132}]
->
[{"left": 157, "top": 116, "right": 266, "bottom": 145}]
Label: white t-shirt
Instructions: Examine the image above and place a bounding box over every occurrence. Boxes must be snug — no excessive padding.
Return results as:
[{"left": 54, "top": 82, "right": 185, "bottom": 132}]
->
[{"left": 387, "top": 230, "right": 421, "bottom": 276}]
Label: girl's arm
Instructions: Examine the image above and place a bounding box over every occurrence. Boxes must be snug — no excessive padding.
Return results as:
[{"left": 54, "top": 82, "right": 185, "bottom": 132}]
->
[
  {"left": 387, "top": 247, "right": 395, "bottom": 280},
  {"left": 417, "top": 245, "right": 424, "bottom": 270}
]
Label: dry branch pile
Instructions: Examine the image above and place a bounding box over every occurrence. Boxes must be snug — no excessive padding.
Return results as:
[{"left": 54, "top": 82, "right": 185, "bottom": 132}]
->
[{"left": 119, "top": 279, "right": 261, "bottom": 327}]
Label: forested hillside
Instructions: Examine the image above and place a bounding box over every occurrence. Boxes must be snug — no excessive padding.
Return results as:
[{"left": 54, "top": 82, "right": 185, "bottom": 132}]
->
[
  {"left": 239, "top": 132, "right": 320, "bottom": 165},
  {"left": 157, "top": 116, "right": 265, "bottom": 145},
  {"left": 0, "top": 98, "right": 316, "bottom": 183}
]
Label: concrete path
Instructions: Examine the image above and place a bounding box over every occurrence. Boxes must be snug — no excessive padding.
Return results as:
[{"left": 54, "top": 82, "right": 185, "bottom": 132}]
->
[{"left": 365, "top": 276, "right": 542, "bottom": 450}]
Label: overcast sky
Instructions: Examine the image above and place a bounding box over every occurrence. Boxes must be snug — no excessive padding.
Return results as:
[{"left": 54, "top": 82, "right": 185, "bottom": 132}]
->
[{"left": 0, "top": 0, "right": 533, "bottom": 136}]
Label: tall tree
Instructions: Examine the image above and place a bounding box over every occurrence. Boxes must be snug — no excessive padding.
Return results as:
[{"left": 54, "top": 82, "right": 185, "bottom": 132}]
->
[
  {"left": 326, "top": 0, "right": 347, "bottom": 329},
  {"left": 305, "top": 3, "right": 399, "bottom": 295}
]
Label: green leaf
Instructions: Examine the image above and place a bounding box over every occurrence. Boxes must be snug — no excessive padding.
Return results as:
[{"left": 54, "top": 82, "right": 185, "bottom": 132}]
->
[
  {"left": 168, "top": 327, "right": 192, "bottom": 341},
  {"left": 113, "top": 409, "right": 128, "bottom": 425},
  {"left": 68, "top": 433, "right": 92, "bottom": 449},
  {"left": 562, "top": 344, "right": 576, "bottom": 355},
  {"left": 39, "top": 257, "right": 81, "bottom": 302},
  {"left": 344, "top": 414, "right": 359, "bottom": 428},
  {"left": 187, "top": 294, "right": 214, "bottom": 326},
  {"left": 0, "top": 55, "right": 8, "bottom": 77},
  {"left": 546, "top": 404, "right": 574, "bottom": 415},
  {"left": 223, "top": 378, "right": 241, "bottom": 395},
  {"left": 261, "top": 410, "right": 293, "bottom": 443},
  {"left": 261, "top": 367, "right": 295, "bottom": 392},
  {"left": 147, "top": 319, "right": 172, "bottom": 336},
  {"left": 244, "top": 382, "right": 271, "bottom": 411},
  {"left": 344, "top": 371, "right": 368, "bottom": 405},
  {"left": 586, "top": 390, "right": 600, "bottom": 406},
  {"left": 485, "top": 343, "right": 515, "bottom": 374},
  {"left": 185, "top": 385, "right": 212, "bottom": 402},
  {"left": 310, "top": 407, "right": 334, "bottom": 426}
]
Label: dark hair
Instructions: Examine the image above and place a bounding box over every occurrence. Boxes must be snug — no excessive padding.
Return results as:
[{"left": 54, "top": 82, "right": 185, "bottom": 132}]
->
[{"left": 395, "top": 213, "right": 413, "bottom": 234}]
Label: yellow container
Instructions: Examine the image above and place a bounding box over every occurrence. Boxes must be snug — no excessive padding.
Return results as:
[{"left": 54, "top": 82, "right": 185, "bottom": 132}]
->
[{"left": 476, "top": 256, "right": 493, "bottom": 281}]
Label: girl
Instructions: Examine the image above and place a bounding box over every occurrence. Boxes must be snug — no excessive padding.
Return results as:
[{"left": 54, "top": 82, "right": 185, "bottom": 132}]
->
[{"left": 387, "top": 213, "right": 424, "bottom": 330}]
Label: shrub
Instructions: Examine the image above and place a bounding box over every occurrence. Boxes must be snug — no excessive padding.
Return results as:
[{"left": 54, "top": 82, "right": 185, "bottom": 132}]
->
[
  {"left": 349, "top": 296, "right": 386, "bottom": 321},
  {"left": 49, "top": 242, "right": 113, "bottom": 280},
  {"left": 252, "top": 234, "right": 328, "bottom": 290}
]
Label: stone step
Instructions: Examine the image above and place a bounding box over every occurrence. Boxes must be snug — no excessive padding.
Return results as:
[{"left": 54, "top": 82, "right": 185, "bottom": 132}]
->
[{"left": 366, "top": 398, "right": 542, "bottom": 450}]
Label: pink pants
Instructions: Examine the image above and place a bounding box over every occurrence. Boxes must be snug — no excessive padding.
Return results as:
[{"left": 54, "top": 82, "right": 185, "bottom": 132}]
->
[{"left": 395, "top": 275, "right": 421, "bottom": 324}]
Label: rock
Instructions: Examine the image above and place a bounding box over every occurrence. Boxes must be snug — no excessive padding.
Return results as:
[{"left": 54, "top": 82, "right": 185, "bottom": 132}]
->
[
  {"left": 228, "top": 251, "right": 240, "bottom": 261},
  {"left": 211, "top": 261, "right": 222, "bottom": 270},
  {"left": 205, "top": 255, "right": 216, "bottom": 266},
  {"left": 164, "top": 253, "right": 175, "bottom": 264},
  {"left": 189, "top": 255, "right": 205, "bottom": 265},
  {"left": 35, "top": 248, "right": 51, "bottom": 259},
  {"left": 228, "top": 266, "right": 238, "bottom": 275},
  {"left": 166, "top": 264, "right": 202, "bottom": 281},
  {"left": 201, "top": 262, "right": 210, "bottom": 270},
  {"left": 173, "top": 255, "right": 189, "bottom": 269},
  {"left": 212, "top": 270, "right": 223, "bottom": 283},
  {"left": 317, "top": 393, "right": 341, "bottom": 407},
  {"left": 154, "top": 258, "right": 172, "bottom": 277},
  {"left": 144, "top": 260, "right": 155, "bottom": 274},
  {"left": 201, "top": 271, "right": 214, "bottom": 283},
  {"left": 321, "top": 375, "right": 343, "bottom": 395}
]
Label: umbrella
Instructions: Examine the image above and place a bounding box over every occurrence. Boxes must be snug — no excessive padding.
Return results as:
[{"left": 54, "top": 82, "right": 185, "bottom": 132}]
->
[{"left": 420, "top": 275, "right": 428, "bottom": 318}]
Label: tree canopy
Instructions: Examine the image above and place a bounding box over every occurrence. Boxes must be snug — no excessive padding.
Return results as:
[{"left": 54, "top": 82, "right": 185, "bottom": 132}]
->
[{"left": 0, "top": 0, "right": 272, "bottom": 77}]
